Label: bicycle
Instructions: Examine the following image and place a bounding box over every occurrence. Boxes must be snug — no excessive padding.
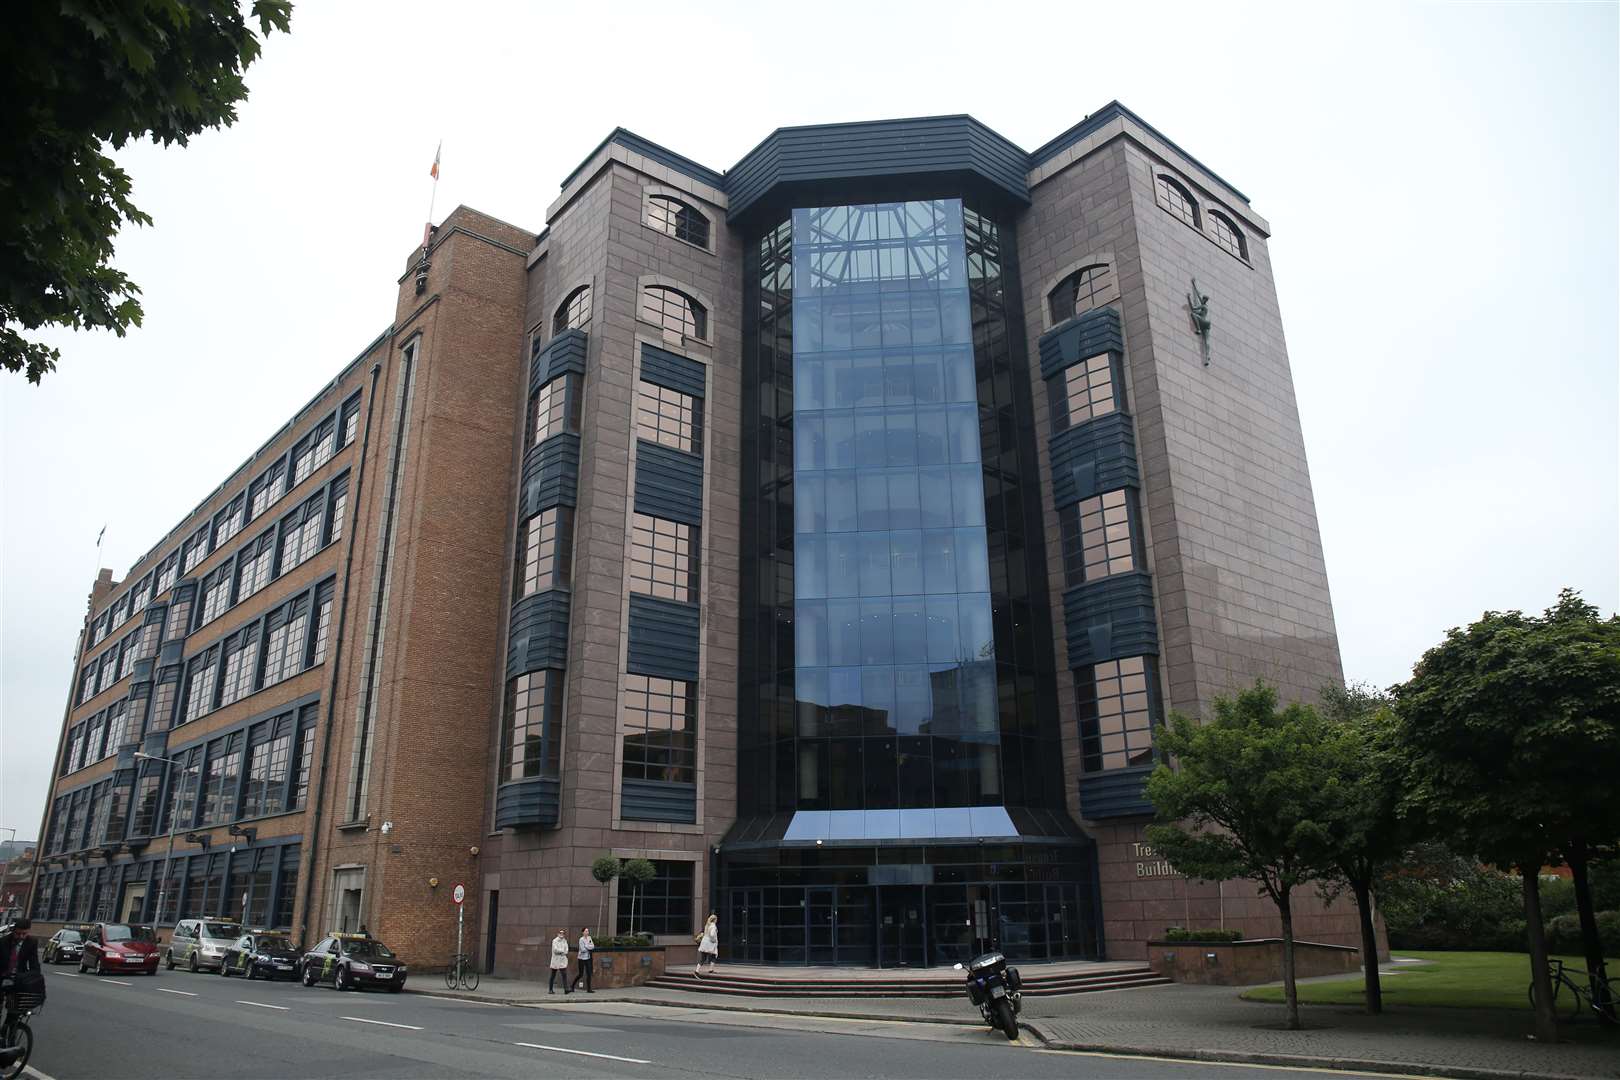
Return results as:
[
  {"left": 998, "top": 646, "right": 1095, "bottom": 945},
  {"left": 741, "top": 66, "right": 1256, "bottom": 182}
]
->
[
  {"left": 1530, "top": 958, "right": 1619, "bottom": 1022},
  {"left": 0, "top": 984, "right": 46, "bottom": 1080},
  {"left": 444, "top": 953, "right": 480, "bottom": 991}
]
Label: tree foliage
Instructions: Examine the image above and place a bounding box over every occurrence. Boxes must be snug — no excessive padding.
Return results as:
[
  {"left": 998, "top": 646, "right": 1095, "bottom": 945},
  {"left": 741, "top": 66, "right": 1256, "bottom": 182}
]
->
[
  {"left": 0, "top": 0, "right": 292, "bottom": 382},
  {"left": 1145, "top": 682, "right": 1337, "bottom": 1030},
  {"left": 619, "top": 858, "right": 657, "bottom": 934},
  {"left": 1392, "top": 589, "right": 1620, "bottom": 1038}
]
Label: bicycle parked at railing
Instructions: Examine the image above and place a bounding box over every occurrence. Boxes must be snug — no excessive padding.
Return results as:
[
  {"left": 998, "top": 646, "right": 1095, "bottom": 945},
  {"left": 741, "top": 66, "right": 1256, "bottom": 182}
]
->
[
  {"left": 445, "top": 952, "right": 480, "bottom": 991},
  {"left": 1530, "top": 958, "right": 1619, "bottom": 1021}
]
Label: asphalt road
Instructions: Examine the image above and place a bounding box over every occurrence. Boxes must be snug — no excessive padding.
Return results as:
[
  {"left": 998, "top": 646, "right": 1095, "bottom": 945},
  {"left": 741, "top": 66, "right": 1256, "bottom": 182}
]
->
[{"left": 20, "top": 965, "right": 1393, "bottom": 1079}]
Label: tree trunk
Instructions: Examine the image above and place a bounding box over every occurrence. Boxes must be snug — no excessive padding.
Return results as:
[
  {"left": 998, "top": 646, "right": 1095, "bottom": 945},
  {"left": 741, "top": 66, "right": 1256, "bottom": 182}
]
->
[
  {"left": 1279, "top": 890, "right": 1301, "bottom": 1031},
  {"left": 1351, "top": 878, "right": 1383, "bottom": 1015},
  {"left": 1568, "top": 845, "right": 1615, "bottom": 1026},
  {"left": 1523, "top": 867, "right": 1560, "bottom": 1043}
]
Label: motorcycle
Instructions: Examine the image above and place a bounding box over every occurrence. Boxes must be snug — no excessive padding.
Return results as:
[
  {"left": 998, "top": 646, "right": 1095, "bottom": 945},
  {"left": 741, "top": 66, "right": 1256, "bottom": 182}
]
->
[{"left": 953, "top": 951, "right": 1022, "bottom": 1040}]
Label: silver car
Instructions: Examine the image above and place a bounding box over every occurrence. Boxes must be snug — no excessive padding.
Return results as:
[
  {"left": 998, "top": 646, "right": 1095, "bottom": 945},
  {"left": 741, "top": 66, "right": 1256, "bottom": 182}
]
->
[{"left": 166, "top": 919, "right": 242, "bottom": 972}]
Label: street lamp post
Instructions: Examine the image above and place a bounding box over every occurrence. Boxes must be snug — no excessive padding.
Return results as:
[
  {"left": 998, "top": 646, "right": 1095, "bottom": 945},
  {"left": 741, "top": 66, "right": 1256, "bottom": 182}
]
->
[{"left": 134, "top": 751, "right": 187, "bottom": 925}]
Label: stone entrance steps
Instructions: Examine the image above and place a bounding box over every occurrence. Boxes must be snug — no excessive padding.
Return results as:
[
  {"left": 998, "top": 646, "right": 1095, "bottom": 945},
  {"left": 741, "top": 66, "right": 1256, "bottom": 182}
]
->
[{"left": 647, "top": 965, "right": 1171, "bottom": 998}]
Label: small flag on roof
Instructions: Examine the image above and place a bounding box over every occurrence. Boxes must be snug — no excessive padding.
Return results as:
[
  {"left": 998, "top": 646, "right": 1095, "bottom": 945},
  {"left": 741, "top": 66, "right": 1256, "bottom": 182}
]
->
[{"left": 430, "top": 141, "right": 441, "bottom": 180}]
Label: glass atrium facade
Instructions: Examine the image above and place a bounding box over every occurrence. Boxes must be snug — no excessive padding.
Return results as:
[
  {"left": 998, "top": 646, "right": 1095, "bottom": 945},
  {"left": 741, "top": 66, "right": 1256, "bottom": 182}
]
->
[{"left": 734, "top": 198, "right": 1096, "bottom": 965}]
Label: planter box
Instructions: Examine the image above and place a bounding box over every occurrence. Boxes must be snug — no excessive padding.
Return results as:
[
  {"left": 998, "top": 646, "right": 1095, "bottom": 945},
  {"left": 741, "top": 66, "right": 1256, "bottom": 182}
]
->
[
  {"left": 587, "top": 946, "right": 666, "bottom": 988},
  {"left": 1147, "top": 938, "right": 1360, "bottom": 986}
]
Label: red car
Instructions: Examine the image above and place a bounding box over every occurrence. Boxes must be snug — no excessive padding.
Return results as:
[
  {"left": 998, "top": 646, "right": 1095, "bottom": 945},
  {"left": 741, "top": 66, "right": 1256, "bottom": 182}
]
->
[{"left": 79, "top": 923, "right": 161, "bottom": 975}]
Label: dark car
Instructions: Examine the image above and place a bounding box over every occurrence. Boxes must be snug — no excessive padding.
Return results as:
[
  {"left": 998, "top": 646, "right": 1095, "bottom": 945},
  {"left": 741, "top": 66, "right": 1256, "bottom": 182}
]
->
[
  {"left": 299, "top": 933, "right": 407, "bottom": 992},
  {"left": 43, "top": 925, "right": 90, "bottom": 964},
  {"left": 79, "top": 923, "right": 160, "bottom": 975},
  {"left": 220, "top": 932, "right": 301, "bottom": 981}
]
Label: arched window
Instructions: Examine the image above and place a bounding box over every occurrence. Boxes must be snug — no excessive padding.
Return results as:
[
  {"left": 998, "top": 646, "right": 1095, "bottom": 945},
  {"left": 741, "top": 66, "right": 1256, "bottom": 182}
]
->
[
  {"left": 1047, "top": 263, "right": 1118, "bottom": 325},
  {"left": 1155, "top": 174, "right": 1200, "bottom": 229},
  {"left": 640, "top": 285, "right": 707, "bottom": 340},
  {"left": 647, "top": 195, "right": 711, "bottom": 249},
  {"left": 1208, "top": 210, "right": 1248, "bottom": 260},
  {"left": 553, "top": 285, "right": 591, "bottom": 337}
]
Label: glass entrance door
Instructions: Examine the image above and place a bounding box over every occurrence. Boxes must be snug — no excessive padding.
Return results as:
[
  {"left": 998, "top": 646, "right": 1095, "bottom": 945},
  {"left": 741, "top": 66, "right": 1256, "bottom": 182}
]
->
[
  {"left": 877, "top": 886, "right": 927, "bottom": 968},
  {"left": 806, "top": 887, "right": 836, "bottom": 964},
  {"left": 729, "top": 889, "right": 764, "bottom": 963}
]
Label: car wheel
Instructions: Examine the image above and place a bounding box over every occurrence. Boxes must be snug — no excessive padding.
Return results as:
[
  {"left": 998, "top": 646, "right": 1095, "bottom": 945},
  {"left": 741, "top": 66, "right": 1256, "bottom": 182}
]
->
[
  {"left": 245, "top": 963, "right": 256, "bottom": 981},
  {"left": 335, "top": 967, "right": 351, "bottom": 992},
  {"left": 389, "top": 983, "right": 403, "bottom": 994},
  {"left": 93, "top": 954, "right": 103, "bottom": 976},
  {"left": 220, "top": 959, "right": 232, "bottom": 977},
  {"left": 301, "top": 963, "right": 316, "bottom": 987},
  {"left": 78, "top": 956, "right": 88, "bottom": 974},
  {"left": 165, "top": 949, "right": 175, "bottom": 970},
  {"left": 188, "top": 952, "right": 198, "bottom": 973}
]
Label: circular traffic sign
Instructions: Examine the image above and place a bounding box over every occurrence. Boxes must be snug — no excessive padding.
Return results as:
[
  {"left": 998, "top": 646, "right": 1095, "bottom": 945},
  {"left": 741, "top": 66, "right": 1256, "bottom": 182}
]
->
[{"left": 452, "top": 882, "right": 466, "bottom": 905}]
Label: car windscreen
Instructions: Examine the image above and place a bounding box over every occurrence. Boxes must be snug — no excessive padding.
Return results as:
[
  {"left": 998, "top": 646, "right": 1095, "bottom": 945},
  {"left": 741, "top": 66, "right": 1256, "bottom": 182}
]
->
[
  {"left": 342, "top": 940, "right": 395, "bottom": 959},
  {"left": 203, "top": 922, "right": 240, "bottom": 939},
  {"left": 59, "top": 930, "right": 82, "bottom": 942},
  {"left": 102, "top": 924, "right": 137, "bottom": 942},
  {"left": 257, "top": 937, "right": 298, "bottom": 956}
]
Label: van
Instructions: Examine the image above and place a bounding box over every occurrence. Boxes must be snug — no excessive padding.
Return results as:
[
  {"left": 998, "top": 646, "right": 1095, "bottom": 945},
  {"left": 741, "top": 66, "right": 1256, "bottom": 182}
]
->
[{"left": 165, "top": 918, "right": 242, "bottom": 972}]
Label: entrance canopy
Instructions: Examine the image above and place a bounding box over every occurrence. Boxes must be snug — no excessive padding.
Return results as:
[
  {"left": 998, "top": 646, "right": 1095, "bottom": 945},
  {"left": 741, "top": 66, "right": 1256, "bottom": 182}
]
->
[{"left": 721, "top": 805, "right": 1089, "bottom": 850}]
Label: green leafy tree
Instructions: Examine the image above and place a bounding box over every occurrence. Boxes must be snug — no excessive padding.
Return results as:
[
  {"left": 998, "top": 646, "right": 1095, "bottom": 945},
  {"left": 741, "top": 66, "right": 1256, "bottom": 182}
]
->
[
  {"left": 620, "top": 859, "right": 656, "bottom": 936},
  {"left": 1392, "top": 589, "right": 1620, "bottom": 1040},
  {"left": 1145, "top": 683, "right": 1335, "bottom": 1030},
  {"left": 1, "top": 0, "right": 293, "bottom": 383},
  {"left": 590, "top": 856, "right": 620, "bottom": 935},
  {"left": 1313, "top": 683, "right": 1415, "bottom": 1014}
]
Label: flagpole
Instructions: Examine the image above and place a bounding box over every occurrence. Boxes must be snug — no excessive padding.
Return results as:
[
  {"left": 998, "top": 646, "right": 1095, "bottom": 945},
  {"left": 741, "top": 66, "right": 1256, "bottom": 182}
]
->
[{"left": 423, "top": 140, "right": 442, "bottom": 251}]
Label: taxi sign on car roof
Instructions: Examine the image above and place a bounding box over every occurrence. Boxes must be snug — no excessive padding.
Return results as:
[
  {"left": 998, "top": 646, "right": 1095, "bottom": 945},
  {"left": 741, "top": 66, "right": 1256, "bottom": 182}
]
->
[{"left": 331, "top": 931, "right": 371, "bottom": 940}]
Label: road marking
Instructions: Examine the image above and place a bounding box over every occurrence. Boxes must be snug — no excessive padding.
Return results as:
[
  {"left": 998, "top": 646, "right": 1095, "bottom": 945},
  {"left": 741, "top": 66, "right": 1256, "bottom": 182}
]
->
[
  {"left": 24, "top": 1065, "right": 63, "bottom": 1080},
  {"left": 99, "top": 978, "right": 132, "bottom": 986},
  {"left": 236, "top": 1000, "right": 289, "bottom": 1011},
  {"left": 1030, "top": 1048, "right": 1425, "bottom": 1077},
  {"left": 514, "top": 1042, "right": 652, "bottom": 1064},
  {"left": 59, "top": 972, "right": 79, "bottom": 978},
  {"left": 157, "top": 988, "right": 197, "bottom": 997},
  {"left": 343, "top": 1016, "right": 423, "bottom": 1031}
]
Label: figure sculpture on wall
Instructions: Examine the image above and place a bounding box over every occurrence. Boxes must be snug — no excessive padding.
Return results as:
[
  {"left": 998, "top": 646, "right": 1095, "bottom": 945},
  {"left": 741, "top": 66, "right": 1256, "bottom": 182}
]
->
[{"left": 1187, "top": 278, "right": 1212, "bottom": 365}]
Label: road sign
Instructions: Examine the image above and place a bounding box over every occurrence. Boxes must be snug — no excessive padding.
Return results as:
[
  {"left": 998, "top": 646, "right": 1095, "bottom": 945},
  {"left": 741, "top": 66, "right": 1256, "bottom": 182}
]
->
[{"left": 452, "top": 882, "right": 466, "bottom": 905}]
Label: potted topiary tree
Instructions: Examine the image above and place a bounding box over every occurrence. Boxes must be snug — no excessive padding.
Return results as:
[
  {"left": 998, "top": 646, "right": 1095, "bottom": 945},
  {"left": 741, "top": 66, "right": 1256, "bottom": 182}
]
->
[
  {"left": 620, "top": 858, "right": 657, "bottom": 936},
  {"left": 591, "top": 856, "right": 621, "bottom": 934}
]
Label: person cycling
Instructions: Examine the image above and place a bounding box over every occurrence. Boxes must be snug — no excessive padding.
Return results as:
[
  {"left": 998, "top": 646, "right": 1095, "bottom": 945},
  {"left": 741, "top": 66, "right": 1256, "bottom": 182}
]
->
[{"left": 0, "top": 918, "right": 43, "bottom": 1072}]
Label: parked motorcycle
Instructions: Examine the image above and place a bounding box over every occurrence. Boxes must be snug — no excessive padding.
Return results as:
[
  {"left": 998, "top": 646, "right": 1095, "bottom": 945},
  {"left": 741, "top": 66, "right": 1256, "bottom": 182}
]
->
[{"left": 954, "top": 951, "right": 1022, "bottom": 1040}]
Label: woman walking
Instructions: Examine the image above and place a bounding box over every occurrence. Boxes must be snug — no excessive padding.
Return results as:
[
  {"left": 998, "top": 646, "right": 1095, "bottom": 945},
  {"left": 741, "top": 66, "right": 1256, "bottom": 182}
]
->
[
  {"left": 570, "top": 928, "right": 595, "bottom": 993},
  {"left": 548, "top": 928, "right": 572, "bottom": 994},
  {"left": 696, "top": 913, "right": 719, "bottom": 976}
]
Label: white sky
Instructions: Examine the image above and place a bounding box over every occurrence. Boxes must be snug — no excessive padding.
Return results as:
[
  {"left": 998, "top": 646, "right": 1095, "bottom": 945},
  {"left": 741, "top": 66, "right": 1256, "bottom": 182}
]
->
[{"left": 3, "top": 1, "right": 1616, "bottom": 840}]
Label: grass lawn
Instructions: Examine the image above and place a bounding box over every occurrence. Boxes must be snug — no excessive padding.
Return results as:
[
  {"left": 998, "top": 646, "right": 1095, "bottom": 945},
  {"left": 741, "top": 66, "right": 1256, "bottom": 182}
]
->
[{"left": 1241, "top": 951, "right": 1607, "bottom": 1010}]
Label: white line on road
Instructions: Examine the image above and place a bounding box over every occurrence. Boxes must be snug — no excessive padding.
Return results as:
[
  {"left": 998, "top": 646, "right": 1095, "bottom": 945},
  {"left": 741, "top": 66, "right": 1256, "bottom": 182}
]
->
[
  {"left": 157, "top": 988, "right": 197, "bottom": 997},
  {"left": 514, "top": 1042, "right": 652, "bottom": 1065},
  {"left": 58, "top": 972, "right": 79, "bottom": 978},
  {"left": 342, "top": 1016, "right": 423, "bottom": 1031},
  {"left": 24, "top": 1064, "right": 63, "bottom": 1080},
  {"left": 236, "top": 1000, "right": 289, "bottom": 1011},
  {"left": 99, "top": 979, "right": 132, "bottom": 986}
]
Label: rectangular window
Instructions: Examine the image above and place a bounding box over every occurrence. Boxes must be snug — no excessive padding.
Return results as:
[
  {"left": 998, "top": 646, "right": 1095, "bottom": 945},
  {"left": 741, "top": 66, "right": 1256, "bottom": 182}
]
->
[
  {"left": 104, "top": 780, "right": 131, "bottom": 844},
  {"left": 164, "top": 747, "right": 203, "bottom": 833},
  {"left": 199, "top": 565, "right": 233, "bottom": 626},
  {"left": 155, "top": 554, "right": 179, "bottom": 595},
  {"left": 1049, "top": 353, "right": 1117, "bottom": 432},
  {"left": 260, "top": 596, "right": 309, "bottom": 688},
  {"left": 242, "top": 715, "right": 293, "bottom": 818},
  {"left": 165, "top": 595, "right": 193, "bottom": 641},
  {"left": 249, "top": 461, "right": 287, "bottom": 519},
  {"left": 148, "top": 666, "right": 180, "bottom": 734},
  {"left": 132, "top": 620, "right": 161, "bottom": 663},
  {"left": 65, "top": 724, "right": 86, "bottom": 774},
  {"left": 635, "top": 381, "right": 702, "bottom": 454},
  {"left": 619, "top": 673, "right": 696, "bottom": 784},
  {"left": 182, "top": 646, "right": 220, "bottom": 724},
  {"left": 513, "top": 507, "right": 573, "bottom": 597},
  {"left": 628, "top": 513, "right": 699, "bottom": 602},
  {"left": 340, "top": 392, "right": 362, "bottom": 447},
  {"left": 92, "top": 613, "right": 109, "bottom": 646},
  {"left": 79, "top": 665, "right": 96, "bottom": 704},
  {"left": 103, "top": 700, "right": 129, "bottom": 756},
  {"left": 218, "top": 626, "right": 260, "bottom": 707},
  {"left": 130, "top": 765, "right": 163, "bottom": 837},
  {"left": 98, "top": 650, "right": 119, "bottom": 693},
  {"left": 214, "top": 494, "right": 246, "bottom": 547},
  {"left": 87, "top": 781, "right": 113, "bottom": 847},
  {"left": 280, "top": 492, "right": 324, "bottom": 573},
  {"left": 83, "top": 712, "right": 106, "bottom": 763},
  {"left": 110, "top": 596, "right": 129, "bottom": 630},
  {"left": 131, "top": 572, "right": 154, "bottom": 614},
  {"left": 119, "top": 635, "right": 137, "bottom": 679},
  {"left": 325, "top": 475, "right": 349, "bottom": 545},
  {"left": 615, "top": 860, "right": 694, "bottom": 937},
  {"left": 500, "top": 670, "right": 563, "bottom": 781},
  {"left": 237, "top": 532, "right": 275, "bottom": 601},
  {"left": 245, "top": 847, "right": 275, "bottom": 925},
  {"left": 1077, "top": 655, "right": 1157, "bottom": 773},
  {"left": 290, "top": 706, "right": 317, "bottom": 809},
  {"left": 272, "top": 844, "right": 301, "bottom": 930},
  {"left": 198, "top": 732, "right": 243, "bottom": 825},
  {"left": 1059, "top": 489, "right": 1136, "bottom": 586},
  {"left": 292, "top": 415, "right": 337, "bottom": 485},
  {"left": 181, "top": 525, "right": 211, "bottom": 574},
  {"left": 308, "top": 581, "right": 334, "bottom": 667},
  {"left": 526, "top": 374, "right": 581, "bottom": 447}
]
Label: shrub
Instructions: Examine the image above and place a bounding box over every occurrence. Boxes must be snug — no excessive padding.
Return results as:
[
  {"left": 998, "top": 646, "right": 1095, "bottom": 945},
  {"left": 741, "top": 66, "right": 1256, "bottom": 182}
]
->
[
  {"left": 1545, "top": 911, "right": 1620, "bottom": 958},
  {"left": 1162, "top": 927, "right": 1244, "bottom": 943},
  {"left": 596, "top": 933, "right": 653, "bottom": 948}
]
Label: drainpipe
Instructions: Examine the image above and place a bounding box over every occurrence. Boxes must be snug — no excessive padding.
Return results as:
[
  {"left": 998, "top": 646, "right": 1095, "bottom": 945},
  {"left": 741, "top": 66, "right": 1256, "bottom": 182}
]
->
[{"left": 296, "top": 357, "right": 386, "bottom": 945}]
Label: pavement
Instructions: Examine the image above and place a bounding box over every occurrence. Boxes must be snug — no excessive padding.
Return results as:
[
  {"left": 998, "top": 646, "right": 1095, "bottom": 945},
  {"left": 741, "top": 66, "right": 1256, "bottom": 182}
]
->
[
  {"left": 413, "top": 967, "right": 1620, "bottom": 1080},
  {"left": 23, "top": 965, "right": 1392, "bottom": 1079}
]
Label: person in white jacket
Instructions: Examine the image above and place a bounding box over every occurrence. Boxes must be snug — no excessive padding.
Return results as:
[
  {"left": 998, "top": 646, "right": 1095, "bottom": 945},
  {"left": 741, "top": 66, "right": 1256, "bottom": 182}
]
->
[
  {"left": 696, "top": 913, "right": 719, "bottom": 976},
  {"left": 570, "top": 928, "right": 595, "bottom": 993},
  {"left": 548, "top": 929, "right": 572, "bottom": 994}
]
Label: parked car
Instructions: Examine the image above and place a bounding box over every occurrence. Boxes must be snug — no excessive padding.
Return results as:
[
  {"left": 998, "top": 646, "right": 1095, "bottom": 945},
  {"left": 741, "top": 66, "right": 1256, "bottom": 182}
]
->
[
  {"left": 220, "top": 932, "right": 301, "bottom": 980},
  {"left": 79, "top": 923, "right": 160, "bottom": 975},
  {"left": 165, "top": 918, "right": 241, "bottom": 972},
  {"left": 299, "top": 933, "right": 407, "bottom": 992},
  {"left": 43, "top": 925, "right": 89, "bottom": 964}
]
